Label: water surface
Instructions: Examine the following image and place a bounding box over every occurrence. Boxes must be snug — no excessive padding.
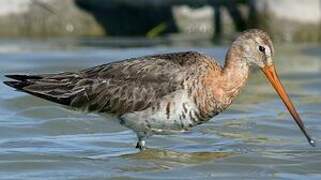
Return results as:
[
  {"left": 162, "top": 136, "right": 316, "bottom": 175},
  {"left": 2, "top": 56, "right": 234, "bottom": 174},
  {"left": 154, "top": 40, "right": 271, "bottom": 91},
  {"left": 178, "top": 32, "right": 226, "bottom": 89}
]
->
[{"left": 0, "top": 39, "right": 321, "bottom": 179}]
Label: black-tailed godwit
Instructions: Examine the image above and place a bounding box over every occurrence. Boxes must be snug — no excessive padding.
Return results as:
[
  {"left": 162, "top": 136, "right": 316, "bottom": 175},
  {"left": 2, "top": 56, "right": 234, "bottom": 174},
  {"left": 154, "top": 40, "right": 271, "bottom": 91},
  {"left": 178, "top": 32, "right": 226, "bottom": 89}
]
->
[{"left": 4, "top": 29, "right": 315, "bottom": 150}]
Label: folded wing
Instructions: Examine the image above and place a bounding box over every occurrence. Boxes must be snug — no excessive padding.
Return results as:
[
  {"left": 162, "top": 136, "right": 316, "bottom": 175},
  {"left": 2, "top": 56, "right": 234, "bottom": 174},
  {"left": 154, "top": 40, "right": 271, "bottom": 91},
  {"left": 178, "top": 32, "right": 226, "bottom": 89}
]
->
[{"left": 4, "top": 51, "right": 218, "bottom": 115}]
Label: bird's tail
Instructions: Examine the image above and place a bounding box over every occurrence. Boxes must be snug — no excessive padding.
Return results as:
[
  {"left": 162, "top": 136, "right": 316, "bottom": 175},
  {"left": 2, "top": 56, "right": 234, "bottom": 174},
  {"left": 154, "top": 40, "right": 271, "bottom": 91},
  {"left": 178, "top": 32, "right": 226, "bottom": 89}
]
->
[
  {"left": 3, "top": 75, "right": 41, "bottom": 91},
  {"left": 3, "top": 73, "right": 81, "bottom": 106}
]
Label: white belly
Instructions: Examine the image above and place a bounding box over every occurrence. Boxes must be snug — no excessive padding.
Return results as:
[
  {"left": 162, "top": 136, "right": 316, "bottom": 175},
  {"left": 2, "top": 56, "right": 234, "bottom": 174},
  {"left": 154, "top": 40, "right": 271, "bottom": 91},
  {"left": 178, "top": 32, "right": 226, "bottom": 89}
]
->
[{"left": 120, "top": 90, "right": 202, "bottom": 135}]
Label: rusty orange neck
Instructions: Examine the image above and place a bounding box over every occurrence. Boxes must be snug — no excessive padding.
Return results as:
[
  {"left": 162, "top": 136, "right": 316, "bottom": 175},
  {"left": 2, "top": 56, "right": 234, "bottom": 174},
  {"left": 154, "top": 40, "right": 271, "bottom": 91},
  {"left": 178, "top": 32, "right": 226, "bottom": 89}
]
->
[
  {"left": 221, "top": 44, "right": 250, "bottom": 99},
  {"left": 195, "top": 46, "right": 250, "bottom": 118}
]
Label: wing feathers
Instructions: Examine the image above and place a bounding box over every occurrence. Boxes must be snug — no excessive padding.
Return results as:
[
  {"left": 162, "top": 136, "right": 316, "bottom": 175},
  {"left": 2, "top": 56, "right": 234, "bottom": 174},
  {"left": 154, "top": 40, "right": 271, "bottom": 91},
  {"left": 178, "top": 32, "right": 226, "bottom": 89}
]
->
[{"left": 4, "top": 51, "right": 219, "bottom": 115}]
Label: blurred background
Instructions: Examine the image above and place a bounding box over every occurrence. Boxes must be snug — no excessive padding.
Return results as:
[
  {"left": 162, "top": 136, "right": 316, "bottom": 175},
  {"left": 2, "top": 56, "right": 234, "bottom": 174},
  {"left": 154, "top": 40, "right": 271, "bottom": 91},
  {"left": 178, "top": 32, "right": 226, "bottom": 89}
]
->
[
  {"left": 0, "top": 0, "right": 321, "bottom": 179},
  {"left": 0, "top": 0, "right": 320, "bottom": 43}
]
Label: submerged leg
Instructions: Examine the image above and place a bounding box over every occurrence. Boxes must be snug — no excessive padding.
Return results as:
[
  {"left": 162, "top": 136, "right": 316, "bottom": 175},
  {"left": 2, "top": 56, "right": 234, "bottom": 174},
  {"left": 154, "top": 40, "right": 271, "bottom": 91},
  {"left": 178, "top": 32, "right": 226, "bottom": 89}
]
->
[
  {"left": 135, "top": 139, "right": 146, "bottom": 150},
  {"left": 136, "top": 133, "right": 147, "bottom": 150}
]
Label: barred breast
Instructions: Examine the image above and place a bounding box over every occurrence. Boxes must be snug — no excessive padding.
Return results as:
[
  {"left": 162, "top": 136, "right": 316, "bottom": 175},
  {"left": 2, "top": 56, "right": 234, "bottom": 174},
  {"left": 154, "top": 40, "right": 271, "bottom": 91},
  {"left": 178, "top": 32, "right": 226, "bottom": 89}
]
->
[{"left": 120, "top": 89, "right": 219, "bottom": 136}]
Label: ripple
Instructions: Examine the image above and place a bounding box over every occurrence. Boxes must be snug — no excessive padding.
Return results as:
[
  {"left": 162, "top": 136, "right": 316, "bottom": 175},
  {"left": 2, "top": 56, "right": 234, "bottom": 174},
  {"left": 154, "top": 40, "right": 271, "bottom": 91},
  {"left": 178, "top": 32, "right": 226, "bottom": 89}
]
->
[{"left": 0, "top": 44, "right": 321, "bottom": 179}]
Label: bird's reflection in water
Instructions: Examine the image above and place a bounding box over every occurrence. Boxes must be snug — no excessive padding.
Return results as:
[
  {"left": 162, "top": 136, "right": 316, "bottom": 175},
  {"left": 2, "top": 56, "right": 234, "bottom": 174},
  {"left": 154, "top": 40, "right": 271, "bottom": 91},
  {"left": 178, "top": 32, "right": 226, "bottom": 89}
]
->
[
  {"left": 122, "top": 148, "right": 237, "bottom": 164},
  {"left": 115, "top": 148, "right": 237, "bottom": 172}
]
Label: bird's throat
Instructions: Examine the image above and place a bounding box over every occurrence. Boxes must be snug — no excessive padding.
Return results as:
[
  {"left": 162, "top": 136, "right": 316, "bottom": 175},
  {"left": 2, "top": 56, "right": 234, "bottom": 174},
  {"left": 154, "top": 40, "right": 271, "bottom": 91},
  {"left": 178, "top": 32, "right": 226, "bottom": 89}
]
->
[{"left": 220, "top": 45, "right": 250, "bottom": 105}]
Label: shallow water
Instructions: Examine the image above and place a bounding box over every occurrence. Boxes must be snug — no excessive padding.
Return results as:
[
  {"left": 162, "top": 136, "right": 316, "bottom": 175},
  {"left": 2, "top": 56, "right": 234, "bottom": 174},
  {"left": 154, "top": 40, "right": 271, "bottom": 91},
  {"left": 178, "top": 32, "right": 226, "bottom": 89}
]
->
[{"left": 0, "top": 39, "right": 321, "bottom": 179}]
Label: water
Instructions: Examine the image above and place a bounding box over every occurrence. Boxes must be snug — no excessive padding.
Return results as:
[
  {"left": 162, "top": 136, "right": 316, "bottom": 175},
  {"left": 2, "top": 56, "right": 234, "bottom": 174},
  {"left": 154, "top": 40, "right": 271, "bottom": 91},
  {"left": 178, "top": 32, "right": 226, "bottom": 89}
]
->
[{"left": 0, "top": 39, "right": 321, "bottom": 179}]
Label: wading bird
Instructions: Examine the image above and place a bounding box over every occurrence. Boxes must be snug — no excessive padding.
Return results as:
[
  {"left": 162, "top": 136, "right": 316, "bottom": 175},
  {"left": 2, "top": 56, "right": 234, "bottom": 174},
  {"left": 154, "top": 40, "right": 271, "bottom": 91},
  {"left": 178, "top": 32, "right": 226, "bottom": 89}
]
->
[{"left": 4, "top": 29, "right": 315, "bottom": 150}]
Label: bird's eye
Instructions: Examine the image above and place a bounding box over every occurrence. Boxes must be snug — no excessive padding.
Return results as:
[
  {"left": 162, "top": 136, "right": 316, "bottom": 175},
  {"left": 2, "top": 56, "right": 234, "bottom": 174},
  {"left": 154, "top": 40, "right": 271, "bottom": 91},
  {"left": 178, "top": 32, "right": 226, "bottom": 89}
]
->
[{"left": 258, "top": 46, "right": 265, "bottom": 53}]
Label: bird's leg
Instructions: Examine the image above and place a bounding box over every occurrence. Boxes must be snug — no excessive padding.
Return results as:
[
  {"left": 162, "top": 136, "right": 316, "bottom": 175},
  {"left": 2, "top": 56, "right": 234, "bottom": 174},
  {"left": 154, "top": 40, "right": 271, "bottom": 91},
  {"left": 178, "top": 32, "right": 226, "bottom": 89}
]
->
[
  {"left": 136, "top": 139, "right": 146, "bottom": 150},
  {"left": 136, "top": 134, "right": 146, "bottom": 151}
]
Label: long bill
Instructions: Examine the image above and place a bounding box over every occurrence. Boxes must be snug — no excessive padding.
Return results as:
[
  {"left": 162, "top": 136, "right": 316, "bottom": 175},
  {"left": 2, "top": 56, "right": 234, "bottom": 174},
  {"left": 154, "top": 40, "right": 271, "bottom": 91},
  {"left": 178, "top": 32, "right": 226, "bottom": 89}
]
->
[{"left": 262, "top": 64, "right": 315, "bottom": 147}]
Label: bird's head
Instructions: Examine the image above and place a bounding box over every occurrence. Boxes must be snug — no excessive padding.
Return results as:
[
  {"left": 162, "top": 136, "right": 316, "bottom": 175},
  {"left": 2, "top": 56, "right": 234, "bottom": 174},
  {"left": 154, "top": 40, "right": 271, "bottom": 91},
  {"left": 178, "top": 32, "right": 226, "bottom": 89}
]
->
[
  {"left": 233, "top": 29, "right": 315, "bottom": 147},
  {"left": 234, "top": 29, "right": 274, "bottom": 68}
]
